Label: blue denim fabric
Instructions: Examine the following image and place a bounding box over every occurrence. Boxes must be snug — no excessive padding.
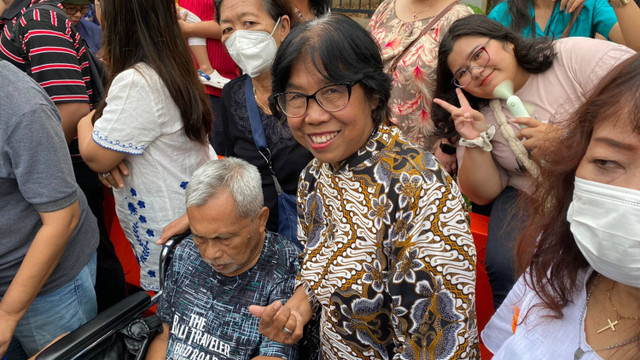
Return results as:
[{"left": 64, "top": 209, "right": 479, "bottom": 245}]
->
[{"left": 6, "top": 253, "right": 97, "bottom": 359}]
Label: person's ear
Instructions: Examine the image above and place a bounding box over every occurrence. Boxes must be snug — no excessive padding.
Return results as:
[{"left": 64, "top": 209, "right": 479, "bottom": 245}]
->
[
  {"left": 256, "top": 206, "right": 270, "bottom": 231},
  {"left": 279, "top": 15, "right": 291, "bottom": 41},
  {"left": 502, "top": 41, "right": 515, "bottom": 52},
  {"left": 369, "top": 95, "right": 379, "bottom": 111}
]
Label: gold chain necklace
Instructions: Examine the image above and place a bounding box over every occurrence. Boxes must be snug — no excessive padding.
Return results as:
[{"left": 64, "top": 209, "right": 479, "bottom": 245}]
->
[
  {"left": 253, "top": 87, "right": 271, "bottom": 114},
  {"left": 596, "top": 280, "right": 640, "bottom": 333},
  {"left": 409, "top": 0, "right": 432, "bottom": 19},
  {"left": 609, "top": 281, "right": 640, "bottom": 322},
  {"left": 574, "top": 274, "right": 640, "bottom": 359}
]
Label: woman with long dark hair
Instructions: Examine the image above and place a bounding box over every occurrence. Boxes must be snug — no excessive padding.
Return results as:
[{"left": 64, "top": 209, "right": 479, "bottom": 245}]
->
[
  {"left": 483, "top": 53, "right": 640, "bottom": 360},
  {"left": 77, "top": 0, "right": 216, "bottom": 291},
  {"left": 431, "top": 15, "right": 634, "bottom": 308}
]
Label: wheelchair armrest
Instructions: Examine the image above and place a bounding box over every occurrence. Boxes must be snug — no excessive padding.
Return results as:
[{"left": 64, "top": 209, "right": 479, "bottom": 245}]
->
[{"left": 35, "top": 291, "right": 152, "bottom": 360}]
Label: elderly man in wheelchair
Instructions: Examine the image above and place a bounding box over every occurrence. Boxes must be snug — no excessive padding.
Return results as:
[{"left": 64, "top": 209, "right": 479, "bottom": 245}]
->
[{"left": 36, "top": 158, "right": 300, "bottom": 360}]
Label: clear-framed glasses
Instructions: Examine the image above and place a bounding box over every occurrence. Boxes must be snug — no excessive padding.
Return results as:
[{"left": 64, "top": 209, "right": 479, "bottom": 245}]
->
[
  {"left": 452, "top": 39, "right": 491, "bottom": 88},
  {"left": 275, "top": 81, "right": 360, "bottom": 117},
  {"left": 63, "top": 5, "right": 89, "bottom": 16}
]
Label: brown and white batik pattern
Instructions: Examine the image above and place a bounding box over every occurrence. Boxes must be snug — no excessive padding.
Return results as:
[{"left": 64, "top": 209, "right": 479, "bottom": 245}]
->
[{"left": 295, "top": 126, "right": 479, "bottom": 359}]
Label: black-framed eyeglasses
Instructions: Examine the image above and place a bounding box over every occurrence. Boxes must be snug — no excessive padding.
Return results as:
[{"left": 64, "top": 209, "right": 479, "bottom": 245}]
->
[
  {"left": 275, "top": 81, "right": 360, "bottom": 118},
  {"left": 63, "top": 5, "right": 89, "bottom": 16},
  {"left": 452, "top": 39, "right": 491, "bottom": 88}
]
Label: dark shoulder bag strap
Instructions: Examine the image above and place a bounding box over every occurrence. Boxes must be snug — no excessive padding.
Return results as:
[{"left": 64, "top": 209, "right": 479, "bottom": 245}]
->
[
  {"left": 245, "top": 77, "right": 269, "bottom": 152},
  {"left": 244, "top": 77, "right": 286, "bottom": 196},
  {"left": 387, "top": 0, "right": 460, "bottom": 73}
]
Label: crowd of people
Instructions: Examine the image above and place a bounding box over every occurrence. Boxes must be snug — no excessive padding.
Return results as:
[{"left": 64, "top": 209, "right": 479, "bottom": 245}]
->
[{"left": 0, "top": 0, "right": 638, "bottom": 358}]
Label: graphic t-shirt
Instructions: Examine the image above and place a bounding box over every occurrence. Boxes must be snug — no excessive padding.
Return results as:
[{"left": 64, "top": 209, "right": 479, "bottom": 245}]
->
[{"left": 157, "top": 232, "right": 299, "bottom": 360}]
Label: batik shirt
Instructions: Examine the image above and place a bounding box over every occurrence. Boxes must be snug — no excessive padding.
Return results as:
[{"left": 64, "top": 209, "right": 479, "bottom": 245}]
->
[
  {"left": 157, "top": 232, "right": 299, "bottom": 360},
  {"left": 369, "top": 0, "right": 472, "bottom": 151},
  {"left": 296, "top": 125, "right": 479, "bottom": 359}
]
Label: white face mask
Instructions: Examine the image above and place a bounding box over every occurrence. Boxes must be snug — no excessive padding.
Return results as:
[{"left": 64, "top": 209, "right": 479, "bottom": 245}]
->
[
  {"left": 567, "top": 176, "right": 640, "bottom": 288},
  {"left": 224, "top": 17, "right": 282, "bottom": 78}
]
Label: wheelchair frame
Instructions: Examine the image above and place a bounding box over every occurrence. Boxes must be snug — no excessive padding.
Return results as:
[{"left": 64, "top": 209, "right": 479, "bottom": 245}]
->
[{"left": 35, "top": 232, "right": 191, "bottom": 360}]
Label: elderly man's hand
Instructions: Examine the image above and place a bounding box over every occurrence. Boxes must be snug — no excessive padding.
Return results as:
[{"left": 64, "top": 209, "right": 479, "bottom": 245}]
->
[{"left": 249, "top": 301, "right": 304, "bottom": 345}]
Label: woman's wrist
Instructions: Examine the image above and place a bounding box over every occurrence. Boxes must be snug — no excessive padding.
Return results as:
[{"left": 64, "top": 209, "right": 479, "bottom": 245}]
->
[
  {"left": 288, "top": 285, "right": 314, "bottom": 324},
  {"left": 458, "top": 125, "right": 496, "bottom": 152}
]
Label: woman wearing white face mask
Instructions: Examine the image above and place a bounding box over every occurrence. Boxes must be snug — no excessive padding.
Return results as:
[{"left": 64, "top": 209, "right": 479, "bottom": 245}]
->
[
  {"left": 216, "top": 0, "right": 313, "bottom": 242},
  {"left": 481, "top": 53, "right": 640, "bottom": 359}
]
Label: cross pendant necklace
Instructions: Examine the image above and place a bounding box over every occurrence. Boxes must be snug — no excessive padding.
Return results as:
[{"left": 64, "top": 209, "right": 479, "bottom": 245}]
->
[
  {"left": 596, "top": 318, "right": 619, "bottom": 333},
  {"left": 574, "top": 275, "right": 640, "bottom": 359}
]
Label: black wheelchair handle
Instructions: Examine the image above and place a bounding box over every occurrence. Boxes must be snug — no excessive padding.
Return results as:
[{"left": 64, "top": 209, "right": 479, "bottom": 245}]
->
[{"left": 153, "top": 230, "right": 191, "bottom": 303}]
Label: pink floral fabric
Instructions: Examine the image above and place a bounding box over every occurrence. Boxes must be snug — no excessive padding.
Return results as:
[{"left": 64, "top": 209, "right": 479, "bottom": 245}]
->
[{"left": 369, "top": 1, "right": 472, "bottom": 151}]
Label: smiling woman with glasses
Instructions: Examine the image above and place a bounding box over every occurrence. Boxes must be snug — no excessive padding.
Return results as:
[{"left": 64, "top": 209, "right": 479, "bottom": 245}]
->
[
  {"left": 452, "top": 39, "right": 491, "bottom": 88},
  {"left": 430, "top": 15, "right": 636, "bottom": 310},
  {"left": 249, "top": 14, "right": 478, "bottom": 360}
]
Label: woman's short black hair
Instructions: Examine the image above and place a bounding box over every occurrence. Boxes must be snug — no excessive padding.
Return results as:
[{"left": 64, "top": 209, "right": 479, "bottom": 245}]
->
[
  {"left": 432, "top": 15, "right": 556, "bottom": 139},
  {"left": 270, "top": 14, "right": 391, "bottom": 127}
]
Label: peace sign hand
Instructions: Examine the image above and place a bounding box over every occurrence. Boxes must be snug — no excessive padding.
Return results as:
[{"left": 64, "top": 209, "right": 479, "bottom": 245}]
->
[{"left": 433, "top": 88, "right": 489, "bottom": 141}]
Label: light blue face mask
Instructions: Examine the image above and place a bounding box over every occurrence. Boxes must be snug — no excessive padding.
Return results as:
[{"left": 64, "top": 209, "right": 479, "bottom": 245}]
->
[{"left": 224, "top": 17, "right": 282, "bottom": 78}]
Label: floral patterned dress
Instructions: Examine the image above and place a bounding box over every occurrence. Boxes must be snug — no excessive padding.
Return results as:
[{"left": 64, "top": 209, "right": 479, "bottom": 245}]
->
[
  {"left": 295, "top": 126, "right": 479, "bottom": 359},
  {"left": 369, "top": 0, "right": 472, "bottom": 151}
]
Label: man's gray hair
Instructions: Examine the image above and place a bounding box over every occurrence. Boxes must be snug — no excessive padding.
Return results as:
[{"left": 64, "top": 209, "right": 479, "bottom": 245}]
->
[{"left": 186, "top": 157, "right": 263, "bottom": 218}]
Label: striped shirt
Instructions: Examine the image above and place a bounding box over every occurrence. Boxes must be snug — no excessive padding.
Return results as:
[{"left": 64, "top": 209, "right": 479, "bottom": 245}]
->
[{"left": 0, "top": 0, "right": 94, "bottom": 106}]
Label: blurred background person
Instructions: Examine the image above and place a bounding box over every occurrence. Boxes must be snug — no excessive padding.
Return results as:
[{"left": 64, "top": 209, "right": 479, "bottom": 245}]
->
[
  {"left": 77, "top": 0, "right": 216, "bottom": 292},
  {"left": 291, "top": 0, "right": 330, "bottom": 21},
  {"left": 488, "top": 0, "right": 640, "bottom": 51},
  {"left": 369, "top": 0, "right": 472, "bottom": 174},
  {"left": 61, "top": 0, "right": 102, "bottom": 54},
  {"left": 178, "top": 0, "right": 240, "bottom": 154},
  {"left": 483, "top": 53, "right": 640, "bottom": 360}
]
